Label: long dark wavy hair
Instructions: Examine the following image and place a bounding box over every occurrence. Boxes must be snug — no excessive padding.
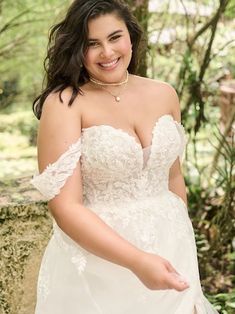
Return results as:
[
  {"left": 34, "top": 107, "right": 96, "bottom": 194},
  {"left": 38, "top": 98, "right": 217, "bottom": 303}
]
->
[{"left": 33, "top": 0, "right": 143, "bottom": 119}]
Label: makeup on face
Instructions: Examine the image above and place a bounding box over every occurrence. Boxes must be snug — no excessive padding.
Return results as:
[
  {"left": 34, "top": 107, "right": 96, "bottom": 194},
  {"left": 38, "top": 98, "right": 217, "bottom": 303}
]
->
[{"left": 84, "top": 14, "right": 132, "bottom": 84}]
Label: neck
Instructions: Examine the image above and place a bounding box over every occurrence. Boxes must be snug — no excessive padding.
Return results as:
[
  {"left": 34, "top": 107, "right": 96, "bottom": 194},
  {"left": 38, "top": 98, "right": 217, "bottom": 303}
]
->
[{"left": 89, "top": 71, "right": 129, "bottom": 87}]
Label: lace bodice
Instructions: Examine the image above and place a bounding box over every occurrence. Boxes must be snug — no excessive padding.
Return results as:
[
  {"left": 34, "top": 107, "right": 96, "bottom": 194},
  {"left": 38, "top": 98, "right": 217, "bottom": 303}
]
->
[
  {"left": 31, "top": 114, "right": 186, "bottom": 203},
  {"left": 31, "top": 115, "right": 218, "bottom": 314},
  {"left": 31, "top": 114, "right": 188, "bottom": 289}
]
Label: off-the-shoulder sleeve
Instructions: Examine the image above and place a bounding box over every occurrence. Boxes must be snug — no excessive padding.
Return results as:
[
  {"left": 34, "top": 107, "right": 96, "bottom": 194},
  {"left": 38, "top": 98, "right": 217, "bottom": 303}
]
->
[
  {"left": 174, "top": 121, "right": 187, "bottom": 163},
  {"left": 31, "top": 138, "right": 81, "bottom": 201}
]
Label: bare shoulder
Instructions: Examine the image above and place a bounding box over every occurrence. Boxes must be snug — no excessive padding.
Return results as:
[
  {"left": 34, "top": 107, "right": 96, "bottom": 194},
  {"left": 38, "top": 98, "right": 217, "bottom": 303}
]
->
[
  {"left": 41, "top": 87, "right": 81, "bottom": 119},
  {"left": 39, "top": 87, "right": 83, "bottom": 140},
  {"left": 38, "top": 87, "right": 82, "bottom": 169},
  {"left": 131, "top": 75, "right": 181, "bottom": 121},
  {"left": 132, "top": 75, "right": 179, "bottom": 101}
]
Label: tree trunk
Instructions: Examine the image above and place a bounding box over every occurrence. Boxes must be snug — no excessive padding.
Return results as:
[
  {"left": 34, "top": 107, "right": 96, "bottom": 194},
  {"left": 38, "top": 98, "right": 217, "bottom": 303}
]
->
[{"left": 127, "top": 0, "right": 149, "bottom": 77}]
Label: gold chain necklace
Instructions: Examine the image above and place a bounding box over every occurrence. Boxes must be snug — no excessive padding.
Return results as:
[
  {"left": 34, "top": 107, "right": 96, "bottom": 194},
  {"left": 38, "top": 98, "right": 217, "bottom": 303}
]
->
[
  {"left": 89, "top": 71, "right": 129, "bottom": 86},
  {"left": 90, "top": 71, "right": 129, "bottom": 102}
]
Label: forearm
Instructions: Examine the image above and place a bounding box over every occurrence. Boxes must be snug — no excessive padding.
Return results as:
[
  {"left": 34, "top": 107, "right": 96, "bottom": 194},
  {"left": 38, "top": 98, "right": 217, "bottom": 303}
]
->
[
  {"left": 49, "top": 202, "right": 189, "bottom": 292},
  {"left": 49, "top": 202, "right": 142, "bottom": 270}
]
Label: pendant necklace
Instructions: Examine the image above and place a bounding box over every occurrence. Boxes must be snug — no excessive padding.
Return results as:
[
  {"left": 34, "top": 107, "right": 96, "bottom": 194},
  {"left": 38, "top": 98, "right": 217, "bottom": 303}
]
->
[
  {"left": 90, "top": 71, "right": 129, "bottom": 102},
  {"left": 100, "top": 83, "right": 127, "bottom": 102}
]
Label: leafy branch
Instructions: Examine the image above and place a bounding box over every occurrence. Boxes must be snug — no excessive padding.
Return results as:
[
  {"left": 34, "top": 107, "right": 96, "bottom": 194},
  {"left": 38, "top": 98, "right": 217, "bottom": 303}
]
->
[{"left": 177, "top": 0, "right": 231, "bottom": 132}]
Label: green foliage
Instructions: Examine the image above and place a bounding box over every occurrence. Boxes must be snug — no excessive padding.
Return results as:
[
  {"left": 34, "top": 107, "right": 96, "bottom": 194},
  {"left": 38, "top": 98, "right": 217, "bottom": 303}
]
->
[
  {"left": 185, "top": 125, "right": 235, "bottom": 304},
  {"left": 224, "top": 0, "right": 235, "bottom": 19},
  {"left": 0, "top": 111, "right": 37, "bottom": 180},
  {"left": 0, "top": 78, "right": 19, "bottom": 110},
  {"left": 0, "top": 0, "right": 70, "bottom": 111},
  {"left": 207, "top": 290, "right": 235, "bottom": 313},
  {"left": 0, "top": 111, "right": 37, "bottom": 145},
  {"left": 149, "top": 0, "right": 235, "bottom": 132},
  {"left": 210, "top": 130, "right": 235, "bottom": 246},
  {"left": 0, "top": 1, "right": 234, "bottom": 312}
]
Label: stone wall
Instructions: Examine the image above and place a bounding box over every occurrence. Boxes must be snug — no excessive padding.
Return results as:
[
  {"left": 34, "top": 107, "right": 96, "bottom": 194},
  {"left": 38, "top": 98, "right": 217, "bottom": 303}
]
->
[{"left": 0, "top": 177, "right": 52, "bottom": 314}]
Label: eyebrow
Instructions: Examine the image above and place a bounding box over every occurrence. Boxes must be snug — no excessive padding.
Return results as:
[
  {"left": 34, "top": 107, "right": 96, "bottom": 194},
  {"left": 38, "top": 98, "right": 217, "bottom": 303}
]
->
[{"left": 88, "top": 30, "right": 123, "bottom": 41}]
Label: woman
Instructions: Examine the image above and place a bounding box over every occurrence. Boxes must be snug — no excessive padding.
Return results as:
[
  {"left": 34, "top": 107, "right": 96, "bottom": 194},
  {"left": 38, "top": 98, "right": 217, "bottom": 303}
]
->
[{"left": 31, "top": 0, "right": 218, "bottom": 313}]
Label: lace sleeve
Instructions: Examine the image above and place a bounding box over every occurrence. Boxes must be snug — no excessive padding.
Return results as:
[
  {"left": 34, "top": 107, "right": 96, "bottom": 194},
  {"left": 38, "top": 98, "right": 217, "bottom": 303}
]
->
[
  {"left": 31, "top": 138, "right": 82, "bottom": 201},
  {"left": 174, "top": 122, "right": 187, "bottom": 163}
]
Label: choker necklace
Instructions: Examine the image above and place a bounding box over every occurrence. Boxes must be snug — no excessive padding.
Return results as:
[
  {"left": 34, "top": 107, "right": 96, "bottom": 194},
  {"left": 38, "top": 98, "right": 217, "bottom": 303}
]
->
[
  {"left": 89, "top": 71, "right": 129, "bottom": 86},
  {"left": 90, "top": 71, "right": 129, "bottom": 102}
]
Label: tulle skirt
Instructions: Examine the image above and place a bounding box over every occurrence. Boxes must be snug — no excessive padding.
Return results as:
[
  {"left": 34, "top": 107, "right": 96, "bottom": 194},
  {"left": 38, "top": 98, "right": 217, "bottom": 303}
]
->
[{"left": 35, "top": 191, "right": 218, "bottom": 314}]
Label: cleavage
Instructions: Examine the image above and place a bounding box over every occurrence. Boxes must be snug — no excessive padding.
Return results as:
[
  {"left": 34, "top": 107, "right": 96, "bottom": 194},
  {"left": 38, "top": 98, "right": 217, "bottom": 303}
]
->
[
  {"left": 122, "top": 126, "right": 151, "bottom": 150},
  {"left": 82, "top": 123, "right": 153, "bottom": 150}
]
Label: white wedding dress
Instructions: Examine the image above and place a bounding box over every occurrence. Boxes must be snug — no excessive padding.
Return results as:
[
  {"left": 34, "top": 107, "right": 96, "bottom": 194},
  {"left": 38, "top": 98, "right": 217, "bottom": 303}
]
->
[{"left": 31, "top": 114, "right": 218, "bottom": 314}]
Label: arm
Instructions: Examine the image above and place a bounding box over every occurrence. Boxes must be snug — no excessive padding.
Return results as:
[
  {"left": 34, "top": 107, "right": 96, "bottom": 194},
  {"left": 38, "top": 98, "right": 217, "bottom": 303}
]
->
[
  {"left": 38, "top": 90, "right": 142, "bottom": 270},
  {"left": 37, "top": 89, "right": 189, "bottom": 291},
  {"left": 164, "top": 83, "right": 187, "bottom": 206},
  {"left": 169, "top": 159, "right": 188, "bottom": 207}
]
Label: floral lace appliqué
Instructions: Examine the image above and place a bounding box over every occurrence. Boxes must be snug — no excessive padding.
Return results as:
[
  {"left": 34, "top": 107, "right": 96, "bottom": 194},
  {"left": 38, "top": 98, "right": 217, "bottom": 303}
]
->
[
  {"left": 31, "top": 138, "right": 81, "bottom": 200},
  {"left": 32, "top": 114, "right": 188, "bottom": 273},
  {"left": 53, "top": 221, "right": 87, "bottom": 275}
]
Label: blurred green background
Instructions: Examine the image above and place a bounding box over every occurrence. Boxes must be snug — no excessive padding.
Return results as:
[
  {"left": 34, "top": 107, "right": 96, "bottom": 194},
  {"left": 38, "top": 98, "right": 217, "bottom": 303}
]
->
[{"left": 0, "top": 0, "right": 234, "bottom": 313}]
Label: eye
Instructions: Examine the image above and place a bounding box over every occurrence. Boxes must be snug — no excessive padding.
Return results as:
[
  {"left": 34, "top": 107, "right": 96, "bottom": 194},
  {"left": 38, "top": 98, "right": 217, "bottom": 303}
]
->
[
  {"left": 110, "top": 35, "right": 122, "bottom": 42},
  {"left": 88, "top": 41, "right": 99, "bottom": 47}
]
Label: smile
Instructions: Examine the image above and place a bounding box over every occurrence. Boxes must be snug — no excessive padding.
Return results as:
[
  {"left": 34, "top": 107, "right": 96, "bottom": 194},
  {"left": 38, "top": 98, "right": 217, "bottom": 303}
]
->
[{"left": 99, "top": 58, "right": 120, "bottom": 68}]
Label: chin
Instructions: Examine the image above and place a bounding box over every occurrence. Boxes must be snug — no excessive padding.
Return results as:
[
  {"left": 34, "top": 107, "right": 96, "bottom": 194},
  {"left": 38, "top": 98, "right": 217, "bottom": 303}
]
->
[{"left": 101, "top": 69, "right": 128, "bottom": 83}]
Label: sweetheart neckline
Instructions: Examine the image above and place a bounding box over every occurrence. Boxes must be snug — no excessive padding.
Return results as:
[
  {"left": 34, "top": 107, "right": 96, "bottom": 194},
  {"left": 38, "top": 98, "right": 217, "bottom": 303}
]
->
[
  {"left": 82, "top": 114, "right": 181, "bottom": 151},
  {"left": 33, "top": 114, "right": 185, "bottom": 179}
]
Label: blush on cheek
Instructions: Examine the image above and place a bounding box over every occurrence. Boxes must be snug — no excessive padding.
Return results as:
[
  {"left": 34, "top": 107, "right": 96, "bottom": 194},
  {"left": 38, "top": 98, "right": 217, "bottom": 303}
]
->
[
  {"left": 120, "top": 38, "right": 132, "bottom": 54},
  {"left": 83, "top": 50, "right": 95, "bottom": 68}
]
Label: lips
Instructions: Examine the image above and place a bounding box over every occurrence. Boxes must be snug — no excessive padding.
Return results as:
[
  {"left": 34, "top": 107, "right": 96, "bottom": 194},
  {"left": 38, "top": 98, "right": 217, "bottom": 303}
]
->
[{"left": 99, "top": 58, "right": 120, "bottom": 68}]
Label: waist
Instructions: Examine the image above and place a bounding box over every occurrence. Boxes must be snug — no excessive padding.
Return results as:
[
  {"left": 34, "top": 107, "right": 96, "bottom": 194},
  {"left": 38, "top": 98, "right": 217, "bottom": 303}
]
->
[
  {"left": 83, "top": 185, "right": 169, "bottom": 207},
  {"left": 83, "top": 189, "right": 186, "bottom": 210}
]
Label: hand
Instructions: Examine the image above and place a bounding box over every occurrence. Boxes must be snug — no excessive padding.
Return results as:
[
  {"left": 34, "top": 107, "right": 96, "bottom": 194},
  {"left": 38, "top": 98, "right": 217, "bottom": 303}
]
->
[{"left": 130, "top": 252, "right": 190, "bottom": 291}]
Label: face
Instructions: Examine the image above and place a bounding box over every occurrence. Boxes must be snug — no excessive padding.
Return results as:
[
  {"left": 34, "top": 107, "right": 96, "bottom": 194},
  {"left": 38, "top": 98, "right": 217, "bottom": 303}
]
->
[{"left": 84, "top": 13, "right": 132, "bottom": 83}]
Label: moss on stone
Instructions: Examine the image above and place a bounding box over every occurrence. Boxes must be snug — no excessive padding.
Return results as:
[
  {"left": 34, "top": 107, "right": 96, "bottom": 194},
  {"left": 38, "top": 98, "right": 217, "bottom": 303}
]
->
[{"left": 0, "top": 177, "right": 52, "bottom": 314}]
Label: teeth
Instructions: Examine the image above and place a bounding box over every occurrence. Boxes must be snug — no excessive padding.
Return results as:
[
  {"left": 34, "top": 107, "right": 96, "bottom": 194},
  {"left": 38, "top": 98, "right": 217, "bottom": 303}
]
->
[{"left": 100, "top": 59, "right": 118, "bottom": 67}]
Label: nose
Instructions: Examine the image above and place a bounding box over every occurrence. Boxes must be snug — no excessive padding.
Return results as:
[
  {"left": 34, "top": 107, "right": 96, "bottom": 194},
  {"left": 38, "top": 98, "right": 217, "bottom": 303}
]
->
[{"left": 100, "top": 43, "right": 114, "bottom": 59}]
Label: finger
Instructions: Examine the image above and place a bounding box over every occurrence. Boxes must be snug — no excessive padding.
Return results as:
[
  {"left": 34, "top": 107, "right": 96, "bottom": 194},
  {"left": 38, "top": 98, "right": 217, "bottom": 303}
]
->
[{"left": 166, "top": 272, "right": 190, "bottom": 291}]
